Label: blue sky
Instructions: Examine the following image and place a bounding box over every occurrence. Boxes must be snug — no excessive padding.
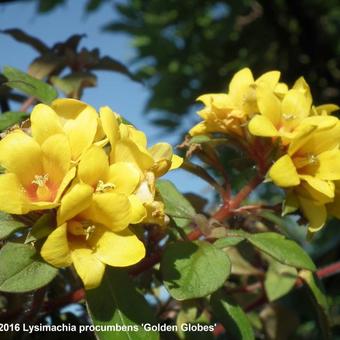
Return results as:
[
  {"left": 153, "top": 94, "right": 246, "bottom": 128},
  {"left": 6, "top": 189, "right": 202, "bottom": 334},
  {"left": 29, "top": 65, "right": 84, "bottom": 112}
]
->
[{"left": 0, "top": 0, "right": 208, "bottom": 195}]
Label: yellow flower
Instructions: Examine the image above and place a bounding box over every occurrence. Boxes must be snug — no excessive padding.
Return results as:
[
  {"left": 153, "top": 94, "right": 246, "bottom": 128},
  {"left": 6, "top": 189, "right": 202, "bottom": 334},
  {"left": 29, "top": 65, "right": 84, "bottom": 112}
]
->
[
  {"left": 41, "top": 145, "right": 147, "bottom": 289},
  {"left": 57, "top": 145, "right": 146, "bottom": 226},
  {"left": 0, "top": 130, "right": 75, "bottom": 214},
  {"left": 249, "top": 77, "right": 339, "bottom": 142},
  {"left": 190, "top": 68, "right": 281, "bottom": 136},
  {"left": 41, "top": 220, "right": 145, "bottom": 289},
  {"left": 31, "top": 98, "right": 99, "bottom": 161},
  {"left": 99, "top": 106, "right": 182, "bottom": 225},
  {"left": 269, "top": 121, "right": 340, "bottom": 231}
]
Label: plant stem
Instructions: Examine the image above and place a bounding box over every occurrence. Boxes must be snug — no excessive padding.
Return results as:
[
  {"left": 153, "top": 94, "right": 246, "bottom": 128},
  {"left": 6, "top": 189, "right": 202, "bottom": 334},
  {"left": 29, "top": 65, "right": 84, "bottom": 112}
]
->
[
  {"left": 213, "top": 175, "right": 263, "bottom": 221},
  {"left": 20, "top": 96, "right": 35, "bottom": 112}
]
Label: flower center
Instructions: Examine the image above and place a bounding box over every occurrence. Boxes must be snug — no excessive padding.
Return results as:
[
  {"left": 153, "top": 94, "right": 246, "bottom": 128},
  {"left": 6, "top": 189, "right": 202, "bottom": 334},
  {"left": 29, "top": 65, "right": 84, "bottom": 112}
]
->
[
  {"left": 307, "top": 153, "right": 319, "bottom": 165},
  {"left": 32, "top": 174, "right": 49, "bottom": 187},
  {"left": 95, "top": 180, "right": 115, "bottom": 193},
  {"left": 68, "top": 220, "right": 96, "bottom": 240},
  {"left": 294, "top": 153, "right": 319, "bottom": 169},
  {"left": 283, "top": 113, "right": 296, "bottom": 121},
  {"left": 31, "top": 174, "right": 53, "bottom": 201}
]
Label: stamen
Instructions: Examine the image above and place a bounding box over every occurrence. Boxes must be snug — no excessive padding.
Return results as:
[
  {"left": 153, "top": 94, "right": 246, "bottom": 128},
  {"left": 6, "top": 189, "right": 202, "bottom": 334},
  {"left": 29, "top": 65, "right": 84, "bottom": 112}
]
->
[
  {"left": 283, "top": 114, "right": 296, "bottom": 121},
  {"left": 32, "top": 174, "right": 49, "bottom": 187},
  {"left": 84, "top": 225, "right": 96, "bottom": 240},
  {"left": 95, "top": 180, "right": 115, "bottom": 193},
  {"left": 307, "top": 153, "right": 318, "bottom": 164}
]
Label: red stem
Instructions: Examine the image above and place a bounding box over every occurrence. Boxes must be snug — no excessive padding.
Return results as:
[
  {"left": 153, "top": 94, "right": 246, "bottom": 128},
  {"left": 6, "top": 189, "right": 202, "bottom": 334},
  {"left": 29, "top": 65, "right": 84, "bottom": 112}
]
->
[
  {"left": 20, "top": 96, "right": 35, "bottom": 112},
  {"left": 213, "top": 175, "right": 263, "bottom": 221}
]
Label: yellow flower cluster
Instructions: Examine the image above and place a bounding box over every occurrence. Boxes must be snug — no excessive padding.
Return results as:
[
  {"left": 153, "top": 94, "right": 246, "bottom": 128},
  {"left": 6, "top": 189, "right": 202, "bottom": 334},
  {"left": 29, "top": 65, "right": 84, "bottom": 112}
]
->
[
  {"left": 0, "top": 99, "right": 182, "bottom": 288},
  {"left": 190, "top": 68, "right": 340, "bottom": 233}
]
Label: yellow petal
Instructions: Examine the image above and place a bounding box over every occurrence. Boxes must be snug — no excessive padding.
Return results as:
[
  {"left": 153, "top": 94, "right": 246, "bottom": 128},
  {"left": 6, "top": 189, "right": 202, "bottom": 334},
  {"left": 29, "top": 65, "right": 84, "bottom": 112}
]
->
[
  {"left": 256, "top": 70, "right": 280, "bottom": 89},
  {"left": 79, "top": 192, "right": 131, "bottom": 231},
  {"left": 274, "top": 82, "right": 288, "bottom": 98},
  {"left": 229, "top": 68, "right": 254, "bottom": 96},
  {"left": 57, "top": 183, "right": 94, "bottom": 224},
  {"left": 189, "top": 122, "right": 208, "bottom": 136},
  {"left": 152, "top": 159, "right": 171, "bottom": 177},
  {"left": 108, "top": 162, "right": 140, "bottom": 195},
  {"left": 128, "top": 194, "right": 147, "bottom": 224},
  {"left": 301, "top": 115, "right": 338, "bottom": 130},
  {"left": 78, "top": 146, "right": 109, "bottom": 187},
  {"left": 282, "top": 190, "right": 299, "bottom": 215},
  {"left": 299, "top": 175, "right": 334, "bottom": 198},
  {"left": 54, "top": 167, "right": 77, "bottom": 202},
  {"left": 283, "top": 125, "right": 316, "bottom": 146},
  {"left": 41, "top": 134, "right": 71, "bottom": 185},
  {"left": 99, "top": 106, "right": 119, "bottom": 146},
  {"left": 0, "top": 131, "right": 43, "bottom": 187},
  {"left": 111, "top": 140, "right": 154, "bottom": 171},
  {"left": 60, "top": 102, "right": 98, "bottom": 161},
  {"left": 40, "top": 223, "right": 73, "bottom": 268},
  {"left": 52, "top": 98, "right": 92, "bottom": 119},
  {"left": 316, "top": 149, "right": 340, "bottom": 180},
  {"left": 148, "top": 142, "right": 175, "bottom": 176},
  {"left": 90, "top": 225, "right": 146, "bottom": 267},
  {"left": 69, "top": 239, "right": 105, "bottom": 289},
  {"left": 287, "top": 125, "right": 318, "bottom": 156},
  {"left": 298, "top": 197, "right": 327, "bottom": 232},
  {"left": 315, "top": 104, "right": 339, "bottom": 115},
  {"left": 31, "top": 104, "right": 64, "bottom": 144},
  {"left": 170, "top": 154, "right": 183, "bottom": 170},
  {"left": 269, "top": 155, "right": 300, "bottom": 187},
  {"left": 210, "top": 94, "right": 234, "bottom": 110},
  {"left": 149, "top": 143, "right": 172, "bottom": 162},
  {"left": 248, "top": 115, "right": 278, "bottom": 137},
  {"left": 292, "top": 77, "right": 312, "bottom": 107},
  {"left": 0, "top": 173, "right": 30, "bottom": 214},
  {"left": 121, "top": 124, "right": 148, "bottom": 148},
  {"left": 256, "top": 85, "right": 281, "bottom": 126},
  {"left": 196, "top": 94, "right": 233, "bottom": 110},
  {"left": 296, "top": 122, "right": 340, "bottom": 156},
  {"left": 297, "top": 181, "right": 333, "bottom": 205},
  {"left": 281, "top": 90, "right": 310, "bottom": 120}
]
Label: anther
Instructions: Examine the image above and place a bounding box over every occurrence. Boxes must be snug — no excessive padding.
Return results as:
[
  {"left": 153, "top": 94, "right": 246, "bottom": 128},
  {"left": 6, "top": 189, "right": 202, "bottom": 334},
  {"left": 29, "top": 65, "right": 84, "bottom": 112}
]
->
[
  {"left": 95, "top": 180, "right": 115, "bottom": 193},
  {"left": 32, "top": 174, "right": 49, "bottom": 187}
]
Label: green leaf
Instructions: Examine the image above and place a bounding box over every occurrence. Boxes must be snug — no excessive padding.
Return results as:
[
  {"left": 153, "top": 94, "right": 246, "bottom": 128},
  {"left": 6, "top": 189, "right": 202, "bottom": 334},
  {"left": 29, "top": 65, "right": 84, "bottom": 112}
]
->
[
  {"left": 0, "top": 212, "right": 26, "bottom": 240},
  {"left": 264, "top": 260, "right": 297, "bottom": 301},
  {"left": 225, "top": 247, "right": 262, "bottom": 276},
  {"left": 0, "top": 242, "right": 58, "bottom": 292},
  {"left": 3, "top": 66, "right": 58, "bottom": 104},
  {"left": 247, "top": 232, "right": 316, "bottom": 271},
  {"left": 86, "top": 268, "right": 159, "bottom": 340},
  {"left": 0, "top": 111, "right": 27, "bottom": 131},
  {"left": 161, "top": 241, "right": 231, "bottom": 300},
  {"left": 25, "top": 214, "right": 55, "bottom": 244},
  {"left": 214, "top": 236, "right": 244, "bottom": 249},
  {"left": 211, "top": 289, "right": 254, "bottom": 340},
  {"left": 1, "top": 28, "right": 49, "bottom": 53},
  {"left": 156, "top": 179, "right": 196, "bottom": 227},
  {"left": 299, "top": 269, "right": 331, "bottom": 339},
  {"left": 189, "top": 135, "right": 211, "bottom": 145}
]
